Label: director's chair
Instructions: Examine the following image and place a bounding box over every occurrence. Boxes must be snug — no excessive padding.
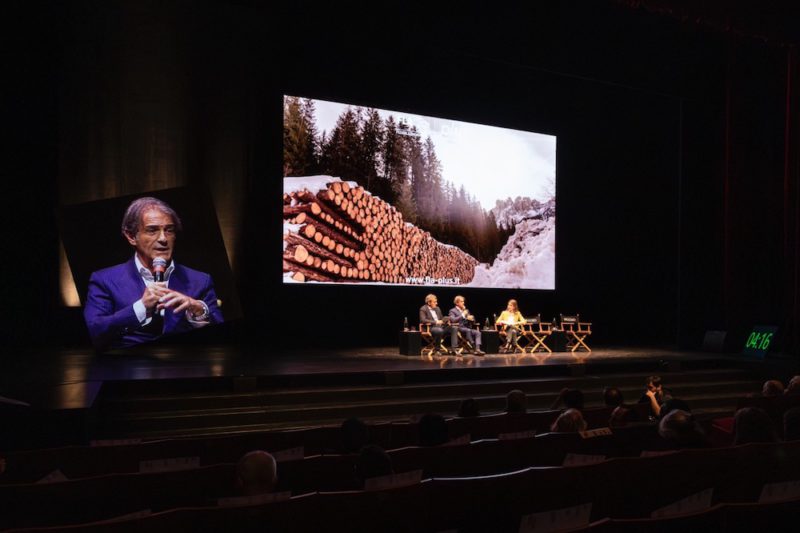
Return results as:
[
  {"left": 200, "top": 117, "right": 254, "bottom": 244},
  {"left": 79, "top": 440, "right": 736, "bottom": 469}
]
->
[
  {"left": 419, "top": 323, "right": 437, "bottom": 356},
  {"left": 496, "top": 322, "right": 525, "bottom": 353},
  {"left": 560, "top": 314, "right": 592, "bottom": 353},
  {"left": 419, "top": 323, "right": 453, "bottom": 356},
  {"left": 522, "top": 314, "right": 553, "bottom": 353},
  {"left": 453, "top": 329, "right": 476, "bottom": 355}
]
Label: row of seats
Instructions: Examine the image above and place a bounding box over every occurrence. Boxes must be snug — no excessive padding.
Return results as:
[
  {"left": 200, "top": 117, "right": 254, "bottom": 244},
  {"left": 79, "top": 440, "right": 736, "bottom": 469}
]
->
[
  {"left": 1, "top": 405, "right": 648, "bottom": 484},
  {"left": 736, "top": 393, "right": 800, "bottom": 432},
  {"left": 13, "top": 497, "right": 796, "bottom": 533},
  {"left": 10, "top": 498, "right": 797, "bottom": 533},
  {"left": 710, "top": 392, "right": 800, "bottom": 444},
  {"left": 1, "top": 424, "right": 664, "bottom": 529},
  {"left": 582, "top": 499, "right": 800, "bottom": 532},
  {"left": 4, "top": 440, "right": 798, "bottom": 532}
]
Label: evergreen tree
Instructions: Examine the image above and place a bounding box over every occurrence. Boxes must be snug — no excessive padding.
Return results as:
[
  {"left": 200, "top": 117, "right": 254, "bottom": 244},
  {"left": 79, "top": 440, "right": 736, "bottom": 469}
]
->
[
  {"left": 485, "top": 211, "right": 502, "bottom": 259},
  {"left": 382, "top": 116, "right": 400, "bottom": 180},
  {"left": 319, "top": 126, "right": 339, "bottom": 177},
  {"left": 283, "top": 96, "right": 320, "bottom": 176},
  {"left": 300, "top": 98, "right": 320, "bottom": 174},
  {"left": 283, "top": 96, "right": 305, "bottom": 176},
  {"left": 320, "top": 107, "right": 361, "bottom": 182},
  {"left": 382, "top": 116, "right": 406, "bottom": 205},
  {"left": 423, "top": 137, "right": 444, "bottom": 229},
  {"left": 406, "top": 125, "right": 426, "bottom": 223},
  {"left": 394, "top": 176, "right": 417, "bottom": 224},
  {"left": 358, "top": 108, "right": 384, "bottom": 192}
]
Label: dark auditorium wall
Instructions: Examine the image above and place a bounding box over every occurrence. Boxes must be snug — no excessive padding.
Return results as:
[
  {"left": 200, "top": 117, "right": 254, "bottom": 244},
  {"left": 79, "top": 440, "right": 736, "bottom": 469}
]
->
[{"left": 6, "top": 1, "right": 800, "bottom": 355}]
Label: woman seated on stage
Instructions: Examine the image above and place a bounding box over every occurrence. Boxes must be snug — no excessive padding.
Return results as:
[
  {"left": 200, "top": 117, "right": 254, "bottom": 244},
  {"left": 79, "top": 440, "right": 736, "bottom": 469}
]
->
[{"left": 496, "top": 299, "right": 524, "bottom": 352}]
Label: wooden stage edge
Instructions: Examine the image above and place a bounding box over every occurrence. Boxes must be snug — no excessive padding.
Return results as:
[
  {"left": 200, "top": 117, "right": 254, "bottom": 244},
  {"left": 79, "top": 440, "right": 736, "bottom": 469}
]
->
[{"left": 0, "top": 344, "right": 768, "bottom": 413}]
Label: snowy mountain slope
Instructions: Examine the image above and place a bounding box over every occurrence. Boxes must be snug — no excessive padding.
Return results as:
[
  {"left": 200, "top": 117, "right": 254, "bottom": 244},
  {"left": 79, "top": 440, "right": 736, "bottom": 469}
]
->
[
  {"left": 468, "top": 217, "right": 555, "bottom": 290},
  {"left": 491, "top": 196, "right": 555, "bottom": 228}
]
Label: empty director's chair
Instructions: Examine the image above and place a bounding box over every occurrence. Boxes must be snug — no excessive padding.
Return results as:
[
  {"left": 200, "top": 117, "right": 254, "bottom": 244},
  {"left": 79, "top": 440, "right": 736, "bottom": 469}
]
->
[
  {"left": 522, "top": 314, "right": 553, "bottom": 353},
  {"left": 560, "top": 314, "right": 592, "bottom": 352}
]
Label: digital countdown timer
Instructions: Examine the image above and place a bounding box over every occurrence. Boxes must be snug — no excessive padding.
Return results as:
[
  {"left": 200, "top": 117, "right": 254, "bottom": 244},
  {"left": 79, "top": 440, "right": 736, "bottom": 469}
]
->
[{"left": 743, "top": 325, "right": 778, "bottom": 358}]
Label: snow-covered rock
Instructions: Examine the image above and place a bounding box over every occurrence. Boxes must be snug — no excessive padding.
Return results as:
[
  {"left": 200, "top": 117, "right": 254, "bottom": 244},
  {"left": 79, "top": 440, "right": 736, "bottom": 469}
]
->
[
  {"left": 492, "top": 196, "right": 555, "bottom": 228},
  {"left": 468, "top": 217, "right": 555, "bottom": 290}
]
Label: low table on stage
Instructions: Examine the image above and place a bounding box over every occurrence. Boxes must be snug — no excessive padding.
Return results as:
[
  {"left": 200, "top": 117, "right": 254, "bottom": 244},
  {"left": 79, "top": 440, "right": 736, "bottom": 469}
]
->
[
  {"left": 481, "top": 329, "right": 499, "bottom": 354},
  {"left": 399, "top": 330, "right": 422, "bottom": 355},
  {"left": 548, "top": 331, "right": 569, "bottom": 352}
]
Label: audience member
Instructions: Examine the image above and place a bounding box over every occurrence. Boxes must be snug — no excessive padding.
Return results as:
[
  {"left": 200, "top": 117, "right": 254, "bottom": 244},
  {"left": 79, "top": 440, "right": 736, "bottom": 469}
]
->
[
  {"left": 355, "top": 445, "right": 394, "bottom": 486},
  {"left": 784, "top": 406, "right": 800, "bottom": 441},
  {"left": 505, "top": 389, "right": 528, "bottom": 415},
  {"left": 235, "top": 450, "right": 277, "bottom": 496},
  {"left": 784, "top": 376, "right": 800, "bottom": 396},
  {"left": 602, "top": 387, "right": 624, "bottom": 408},
  {"left": 340, "top": 417, "right": 370, "bottom": 454},
  {"left": 733, "top": 407, "right": 779, "bottom": 445},
  {"left": 457, "top": 398, "right": 480, "bottom": 418},
  {"left": 639, "top": 376, "right": 670, "bottom": 417},
  {"left": 551, "top": 388, "right": 584, "bottom": 410},
  {"left": 762, "top": 379, "right": 785, "bottom": 397},
  {"left": 550, "top": 408, "right": 587, "bottom": 433},
  {"left": 659, "top": 398, "right": 691, "bottom": 418},
  {"left": 418, "top": 413, "right": 449, "bottom": 446},
  {"left": 609, "top": 405, "right": 639, "bottom": 428},
  {"left": 658, "top": 409, "right": 707, "bottom": 448}
]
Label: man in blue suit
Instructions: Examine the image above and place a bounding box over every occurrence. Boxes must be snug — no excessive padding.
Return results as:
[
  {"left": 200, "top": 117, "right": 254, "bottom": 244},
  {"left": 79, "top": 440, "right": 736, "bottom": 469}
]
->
[
  {"left": 449, "top": 295, "right": 484, "bottom": 355},
  {"left": 84, "top": 197, "right": 223, "bottom": 350}
]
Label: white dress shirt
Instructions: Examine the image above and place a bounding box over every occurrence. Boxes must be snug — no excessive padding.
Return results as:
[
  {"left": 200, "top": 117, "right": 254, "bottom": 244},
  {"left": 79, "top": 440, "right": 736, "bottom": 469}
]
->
[{"left": 131, "top": 255, "right": 209, "bottom": 327}]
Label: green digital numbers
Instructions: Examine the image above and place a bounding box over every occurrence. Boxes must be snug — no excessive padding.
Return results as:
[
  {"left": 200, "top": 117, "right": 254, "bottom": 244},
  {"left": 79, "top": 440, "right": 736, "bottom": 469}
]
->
[
  {"left": 746, "top": 331, "right": 773, "bottom": 351},
  {"left": 744, "top": 326, "right": 778, "bottom": 357}
]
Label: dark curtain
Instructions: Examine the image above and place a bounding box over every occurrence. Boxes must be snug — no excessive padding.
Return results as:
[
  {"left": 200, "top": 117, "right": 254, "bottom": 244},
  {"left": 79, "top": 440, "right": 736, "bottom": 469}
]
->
[
  {"left": 783, "top": 47, "right": 800, "bottom": 355},
  {"left": 55, "top": 1, "right": 253, "bottom": 305},
  {"left": 722, "top": 43, "right": 800, "bottom": 355}
]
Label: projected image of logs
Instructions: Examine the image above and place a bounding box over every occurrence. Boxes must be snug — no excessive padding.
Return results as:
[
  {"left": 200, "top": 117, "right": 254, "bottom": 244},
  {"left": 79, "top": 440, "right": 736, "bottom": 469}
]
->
[{"left": 283, "top": 177, "right": 478, "bottom": 285}]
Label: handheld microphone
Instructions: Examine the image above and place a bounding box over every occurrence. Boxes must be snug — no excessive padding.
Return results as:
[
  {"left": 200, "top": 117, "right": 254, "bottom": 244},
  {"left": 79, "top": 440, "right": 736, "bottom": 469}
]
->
[{"left": 152, "top": 257, "right": 168, "bottom": 283}]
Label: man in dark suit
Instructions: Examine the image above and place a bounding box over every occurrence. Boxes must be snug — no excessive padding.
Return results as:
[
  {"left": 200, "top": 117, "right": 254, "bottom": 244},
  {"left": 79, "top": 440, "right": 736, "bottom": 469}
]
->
[
  {"left": 419, "top": 294, "right": 451, "bottom": 354},
  {"left": 83, "top": 197, "right": 223, "bottom": 350},
  {"left": 449, "top": 295, "right": 484, "bottom": 355}
]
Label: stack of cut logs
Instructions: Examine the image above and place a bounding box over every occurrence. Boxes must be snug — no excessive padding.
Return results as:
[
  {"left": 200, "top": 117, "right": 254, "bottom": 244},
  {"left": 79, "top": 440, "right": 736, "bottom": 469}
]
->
[{"left": 283, "top": 180, "right": 478, "bottom": 284}]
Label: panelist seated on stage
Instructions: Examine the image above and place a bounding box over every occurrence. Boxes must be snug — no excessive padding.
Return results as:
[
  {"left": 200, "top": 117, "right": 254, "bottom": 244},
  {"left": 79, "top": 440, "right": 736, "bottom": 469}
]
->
[
  {"left": 496, "top": 299, "right": 524, "bottom": 351},
  {"left": 84, "top": 197, "right": 223, "bottom": 350},
  {"left": 419, "top": 294, "right": 451, "bottom": 354},
  {"left": 448, "top": 295, "right": 484, "bottom": 355}
]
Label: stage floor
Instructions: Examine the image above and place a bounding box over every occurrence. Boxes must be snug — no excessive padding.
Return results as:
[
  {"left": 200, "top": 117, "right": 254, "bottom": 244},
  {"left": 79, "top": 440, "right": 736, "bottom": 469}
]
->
[{"left": 1, "top": 344, "right": 755, "bottom": 411}]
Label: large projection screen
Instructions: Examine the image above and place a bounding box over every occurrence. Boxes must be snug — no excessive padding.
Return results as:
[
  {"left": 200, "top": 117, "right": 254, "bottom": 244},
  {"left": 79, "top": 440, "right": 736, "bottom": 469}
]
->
[{"left": 283, "top": 95, "right": 556, "bottom": 289}]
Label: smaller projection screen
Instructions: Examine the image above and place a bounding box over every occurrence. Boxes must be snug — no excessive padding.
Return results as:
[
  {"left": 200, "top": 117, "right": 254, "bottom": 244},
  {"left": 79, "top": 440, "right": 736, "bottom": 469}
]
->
[
  {"left": 60, "top": 188, "right": 241, "bottom": 352},
  {"left": 283, "top": 95, "right": 556, "bottom": 289}
]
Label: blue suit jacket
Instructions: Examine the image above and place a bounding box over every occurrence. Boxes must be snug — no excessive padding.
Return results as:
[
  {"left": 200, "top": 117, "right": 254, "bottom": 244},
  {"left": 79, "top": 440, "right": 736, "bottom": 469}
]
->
[
  {"left": 449, "top": 306, "right": 470, "bottom": 327},
  {"left": 84, "top": 258, "right": 223, "bottom": 350}
]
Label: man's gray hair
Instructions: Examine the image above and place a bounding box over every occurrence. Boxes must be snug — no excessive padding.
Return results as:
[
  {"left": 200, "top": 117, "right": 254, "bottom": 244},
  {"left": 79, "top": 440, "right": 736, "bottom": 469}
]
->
[{"left": 121, "top": 197, "right": 182, "bottom": 237}]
